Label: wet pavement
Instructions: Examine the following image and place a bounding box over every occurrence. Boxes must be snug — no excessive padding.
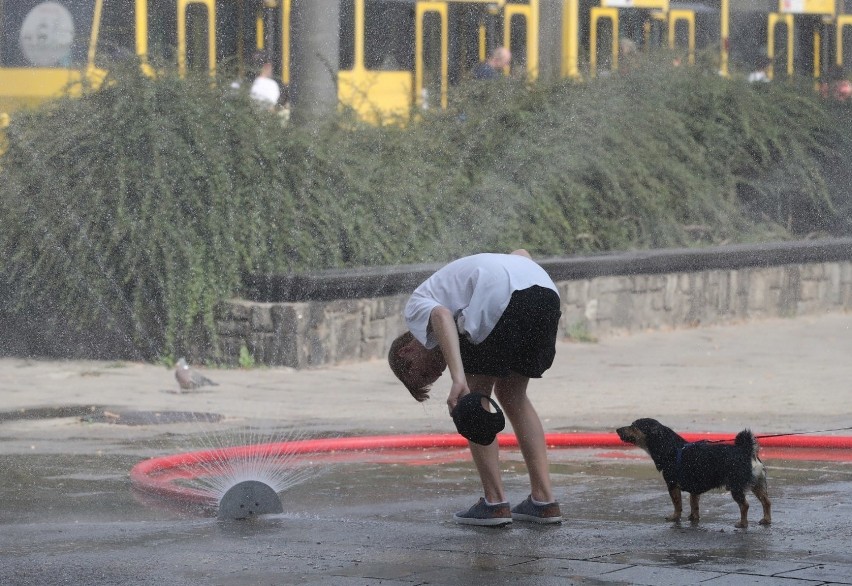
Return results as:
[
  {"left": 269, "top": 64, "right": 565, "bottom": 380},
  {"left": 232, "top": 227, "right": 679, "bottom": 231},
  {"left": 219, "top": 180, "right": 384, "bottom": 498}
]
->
[{"left": 2, "top": 313, "right": 852, "bottom": 585}]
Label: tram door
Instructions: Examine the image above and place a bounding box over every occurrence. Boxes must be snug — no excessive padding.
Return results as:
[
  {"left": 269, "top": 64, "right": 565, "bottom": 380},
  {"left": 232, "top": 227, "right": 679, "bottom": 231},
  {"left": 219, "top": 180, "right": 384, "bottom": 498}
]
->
[
  {"left": 416, "top": 0, "right": 539, "bottom": 104},
  {"left": 166, "top": 0, "right": 286, "bottom": 81},
  {"left": 440, "top": 1, "right": 537, "bottom": 82},
  {"left": 590, "top": 0, "right": 693, "bottom": 76},
  {"left": 145, "top": 0, "right": 234, "bottom": 75},
  {"left": 213, "top": 0, "right": 288, "bottom": 82},
  {"left": 416, "top": 2, "right": 448, "bottom": 109},
  {"left": 447, "top": 2, "right": 489, "bottom": 83}
]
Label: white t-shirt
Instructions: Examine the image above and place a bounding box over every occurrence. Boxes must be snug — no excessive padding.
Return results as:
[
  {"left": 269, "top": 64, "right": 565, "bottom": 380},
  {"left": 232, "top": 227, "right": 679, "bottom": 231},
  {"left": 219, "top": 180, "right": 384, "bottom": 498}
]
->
[
  {"left": 250, "top": 76, "right": 280, "bottom": 108},
  {"left": 404, "top": 253, "right": 558, "bottom": 349},
  {"left": 747, "top": 71, "right": 769, "bottom": 83}
]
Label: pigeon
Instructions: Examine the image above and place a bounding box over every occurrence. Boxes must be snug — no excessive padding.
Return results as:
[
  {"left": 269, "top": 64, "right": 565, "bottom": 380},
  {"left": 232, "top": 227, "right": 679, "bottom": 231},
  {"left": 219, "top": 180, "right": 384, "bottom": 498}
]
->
[{"left": 175, "top": 357, "right": 219, "bottom": 391}]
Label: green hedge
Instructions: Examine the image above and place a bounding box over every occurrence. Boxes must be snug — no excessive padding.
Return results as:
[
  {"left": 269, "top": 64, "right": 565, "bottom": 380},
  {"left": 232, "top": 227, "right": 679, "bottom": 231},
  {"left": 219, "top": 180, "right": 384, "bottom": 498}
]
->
[{"left": 1, "top": 62, "right": 849, "bottom": 361}]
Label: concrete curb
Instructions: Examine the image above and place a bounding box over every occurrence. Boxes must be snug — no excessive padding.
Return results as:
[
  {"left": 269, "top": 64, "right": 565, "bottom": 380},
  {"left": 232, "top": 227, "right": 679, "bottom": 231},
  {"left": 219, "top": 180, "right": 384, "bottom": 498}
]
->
[{"left": 242, "top": 238, "right": 852, "bottom": 302}]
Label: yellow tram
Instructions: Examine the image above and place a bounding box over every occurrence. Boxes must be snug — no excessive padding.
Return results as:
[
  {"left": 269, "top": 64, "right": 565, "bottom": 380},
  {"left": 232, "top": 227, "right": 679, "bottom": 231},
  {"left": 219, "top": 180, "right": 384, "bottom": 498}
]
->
[
  {"left": 767, "top": 0, "right": 852, "bottom": 80},
  {"left": 0, "top": 0, "right": 541, "bottom": 123},
  {"left": 1, "top": 0, "right": 850, "bottom": 125}
]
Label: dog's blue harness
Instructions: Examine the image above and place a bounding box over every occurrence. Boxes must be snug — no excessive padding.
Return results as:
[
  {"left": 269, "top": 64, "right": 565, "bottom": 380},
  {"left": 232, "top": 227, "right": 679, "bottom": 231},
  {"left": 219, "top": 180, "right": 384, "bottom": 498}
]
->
[{"left": 675, "top": 441, "right": 706, "bottom": 485}]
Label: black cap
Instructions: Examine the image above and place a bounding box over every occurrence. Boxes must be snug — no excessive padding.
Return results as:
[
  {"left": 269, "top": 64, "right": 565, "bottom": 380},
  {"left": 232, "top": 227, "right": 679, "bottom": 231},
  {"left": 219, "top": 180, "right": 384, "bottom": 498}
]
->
[{"left": 451, "top": 393, "right": 505, "bottom": 446}]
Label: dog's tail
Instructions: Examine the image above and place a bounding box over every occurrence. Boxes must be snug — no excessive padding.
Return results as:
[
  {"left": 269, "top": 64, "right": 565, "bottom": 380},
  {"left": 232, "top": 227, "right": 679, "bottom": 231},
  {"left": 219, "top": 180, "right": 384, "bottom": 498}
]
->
[{"left": 735, "top": 429, "right": 759, "bottom": 458}]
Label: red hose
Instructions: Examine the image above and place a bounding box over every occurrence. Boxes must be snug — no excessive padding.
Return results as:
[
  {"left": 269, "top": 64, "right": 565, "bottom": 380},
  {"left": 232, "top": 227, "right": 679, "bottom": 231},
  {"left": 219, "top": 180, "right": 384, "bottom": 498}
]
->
[{"left": 130, "top": 432, "right": 852, "bottom": 504}]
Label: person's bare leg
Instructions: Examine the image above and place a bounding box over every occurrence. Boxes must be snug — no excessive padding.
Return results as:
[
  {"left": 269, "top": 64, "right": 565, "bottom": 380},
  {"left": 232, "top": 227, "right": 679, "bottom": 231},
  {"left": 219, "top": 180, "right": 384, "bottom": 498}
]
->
[
  {"left": 494, "top": 373, "right": 554, "bottom": 503},
  {"left": 465, "top": 375, "right": 506, "bottom": 502},
  {"left": 468, "top": 440, "right": 504, "bottom": 503}
]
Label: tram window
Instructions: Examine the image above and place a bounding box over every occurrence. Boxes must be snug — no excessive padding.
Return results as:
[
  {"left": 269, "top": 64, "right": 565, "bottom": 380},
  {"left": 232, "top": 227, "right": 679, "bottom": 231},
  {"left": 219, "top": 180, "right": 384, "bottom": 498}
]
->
[
  {"left": 185, "top": 3, "right": 210, "bottom": 72},
  {"left": 215, "top": 0, "right": 260, "bottom": 69},
  {"left": 508, "top": 14, "right": 527, "bottom": 73},
  {"left": 95, "top": 0, "right": 136, "bottom": 66},
  {"left": 646, "top": 17, "right": 665, "bottom": 48},
  {"left": 842, "top": 24, "right": 852, "bottom": 70},
  {"left": 693, "top": 12, "right": 714, "bottom": 49},
  {"left": 421, "top": 11, "right": 443, "bottom": 95},
  {"left": 728, "top": 13, "right": 767, "bottom": 71},
  {"left": 364, "top": 1, "right": 414, "bottom": 71},
  {"left": 770, "top": 22, "right": 790, "bottom": 79},
  {"left": 446, "top": 4, "right": 485, "bottom": 84},
  {"left": 596, "top": 19, "right": 616, "bottom": 72},
  {"left": 1, "top": 0, "right": 94, "bottom": 67},
  {"left": 148, "top": 1, "right": 178, "bottom": 63},
  {"left": 339, "top": 0, "right": 354, "bottom": 70},
  {"left": 672, "top": 20, "right": 690, "bottom": 52}
]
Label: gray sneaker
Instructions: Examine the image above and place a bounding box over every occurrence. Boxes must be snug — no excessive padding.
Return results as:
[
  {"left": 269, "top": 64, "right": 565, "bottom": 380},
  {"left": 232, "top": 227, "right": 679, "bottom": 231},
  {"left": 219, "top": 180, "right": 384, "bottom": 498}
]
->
[
  {"left": 511, "top": 495, "right": 562, "bottom": 524},
  {"left": 453, "top": 498, "right": 512, "bottom": 527}
]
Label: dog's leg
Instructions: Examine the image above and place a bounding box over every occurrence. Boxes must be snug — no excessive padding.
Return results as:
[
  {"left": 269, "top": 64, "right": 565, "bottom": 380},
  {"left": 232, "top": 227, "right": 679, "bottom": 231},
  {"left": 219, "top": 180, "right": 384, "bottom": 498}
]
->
[
  {"left": 752, "top": 474, "right": 772, "bottom": 525},
  {"left": 731, "top": 489, "right": 749, "bottom": 528},
  {"left": 688, "top": 493, "right": 700, "bottom": 523},
  {"left": 666, "top": 485, "right": 683, "bottom": 522}
]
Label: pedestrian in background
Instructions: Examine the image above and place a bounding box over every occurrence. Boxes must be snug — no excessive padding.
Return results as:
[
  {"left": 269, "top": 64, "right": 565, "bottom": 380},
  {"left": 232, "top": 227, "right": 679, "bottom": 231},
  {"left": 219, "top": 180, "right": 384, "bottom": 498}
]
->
[
  {"left": 249, "top": 51, "right": 281, "bottom": 111},
  {"left": 472, "top": 47, "right": 512, "bottom": 80}
]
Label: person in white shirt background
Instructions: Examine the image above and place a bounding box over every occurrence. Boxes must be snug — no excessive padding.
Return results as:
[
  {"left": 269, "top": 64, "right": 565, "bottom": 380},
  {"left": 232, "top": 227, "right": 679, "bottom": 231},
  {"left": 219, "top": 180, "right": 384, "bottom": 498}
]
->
[{"left": 249, "top": 51, "right": 281, "bottom": 111}]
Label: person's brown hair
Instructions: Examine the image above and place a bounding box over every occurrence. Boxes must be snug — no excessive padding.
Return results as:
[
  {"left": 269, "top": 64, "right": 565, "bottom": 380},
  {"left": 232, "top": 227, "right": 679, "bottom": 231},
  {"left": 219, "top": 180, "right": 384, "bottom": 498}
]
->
[{"left": 387, "top": 331, "right": 431, "bottom": 402}]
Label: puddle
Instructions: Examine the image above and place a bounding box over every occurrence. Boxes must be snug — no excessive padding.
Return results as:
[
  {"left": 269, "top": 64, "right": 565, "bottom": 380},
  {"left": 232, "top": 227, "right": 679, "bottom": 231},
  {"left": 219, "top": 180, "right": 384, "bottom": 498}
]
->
[{"left": 0, "top": 405, "right": 223, "bottom": 426}]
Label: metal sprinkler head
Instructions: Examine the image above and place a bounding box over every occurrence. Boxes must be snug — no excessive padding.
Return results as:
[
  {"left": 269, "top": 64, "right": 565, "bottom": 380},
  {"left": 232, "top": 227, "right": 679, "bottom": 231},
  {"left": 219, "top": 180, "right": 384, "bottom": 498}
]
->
[{"left": 218, "top": 480, "right": 283, "bottom": 520}]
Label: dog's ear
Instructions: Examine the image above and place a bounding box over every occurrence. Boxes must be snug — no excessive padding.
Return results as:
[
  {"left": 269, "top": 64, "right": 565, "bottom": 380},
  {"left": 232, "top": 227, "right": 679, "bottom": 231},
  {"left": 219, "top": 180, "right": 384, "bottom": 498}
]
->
[
  {"left": 633, "top": 418, "right": 658, "bottom": 434},
  {"left": 640, "top": 421, "right": 666, "bottom": 447},
  {"left": 643, "top": 426, "right": 659, "bottom": 443}
]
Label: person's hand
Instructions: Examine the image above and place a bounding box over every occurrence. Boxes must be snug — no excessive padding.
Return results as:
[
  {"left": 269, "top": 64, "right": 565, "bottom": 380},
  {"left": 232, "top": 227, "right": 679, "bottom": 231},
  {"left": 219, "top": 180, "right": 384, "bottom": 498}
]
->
[{"left": 447, "top": 378, "right": 470, "bottom": 415}]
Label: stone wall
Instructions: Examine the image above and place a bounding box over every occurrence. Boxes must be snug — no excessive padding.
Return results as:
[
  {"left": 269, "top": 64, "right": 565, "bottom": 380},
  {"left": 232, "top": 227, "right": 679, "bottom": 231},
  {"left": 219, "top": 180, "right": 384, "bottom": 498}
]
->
[
  {"left": 217, "top": 240, "right": 852, "bottom": 368},
  {"left": 556, "top": 263, "right": 850, "bottom": 336},
  {"left": 216, "top": 296, "right": 409, "bottom": 368}
]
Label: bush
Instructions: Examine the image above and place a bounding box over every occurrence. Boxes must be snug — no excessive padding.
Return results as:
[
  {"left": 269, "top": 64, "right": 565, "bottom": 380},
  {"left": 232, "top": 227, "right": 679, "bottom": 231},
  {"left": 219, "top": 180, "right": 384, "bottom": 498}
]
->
[{"left": 1, "top": 61, "right": 849, "bottom": 360}]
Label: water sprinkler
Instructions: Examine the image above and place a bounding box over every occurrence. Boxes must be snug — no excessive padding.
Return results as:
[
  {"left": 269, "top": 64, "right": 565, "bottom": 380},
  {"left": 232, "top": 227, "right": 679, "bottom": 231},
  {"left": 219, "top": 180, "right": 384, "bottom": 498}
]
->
[{"left": 218, "top": 480, "right": 283, "bottom": 520}]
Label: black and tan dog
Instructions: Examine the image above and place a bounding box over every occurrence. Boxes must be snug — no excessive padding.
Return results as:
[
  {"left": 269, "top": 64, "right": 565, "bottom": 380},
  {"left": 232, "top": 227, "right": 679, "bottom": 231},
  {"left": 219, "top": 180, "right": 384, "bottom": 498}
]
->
[{"left": 616, "top": 418, "right": 772, "bottom": 528}]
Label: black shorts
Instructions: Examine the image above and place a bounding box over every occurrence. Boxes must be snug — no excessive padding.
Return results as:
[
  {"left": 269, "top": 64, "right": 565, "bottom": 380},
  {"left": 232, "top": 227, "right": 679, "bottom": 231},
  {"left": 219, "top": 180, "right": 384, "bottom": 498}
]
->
[{"left": 458, "top": 285, "right": 561, "bottom": 378}]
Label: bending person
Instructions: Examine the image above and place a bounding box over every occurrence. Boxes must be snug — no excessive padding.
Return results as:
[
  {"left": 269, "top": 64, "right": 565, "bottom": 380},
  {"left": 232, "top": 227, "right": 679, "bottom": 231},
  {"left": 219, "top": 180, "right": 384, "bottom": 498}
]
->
[{"left": 388, "top": 250, "right": 562, "bottom": 526}]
